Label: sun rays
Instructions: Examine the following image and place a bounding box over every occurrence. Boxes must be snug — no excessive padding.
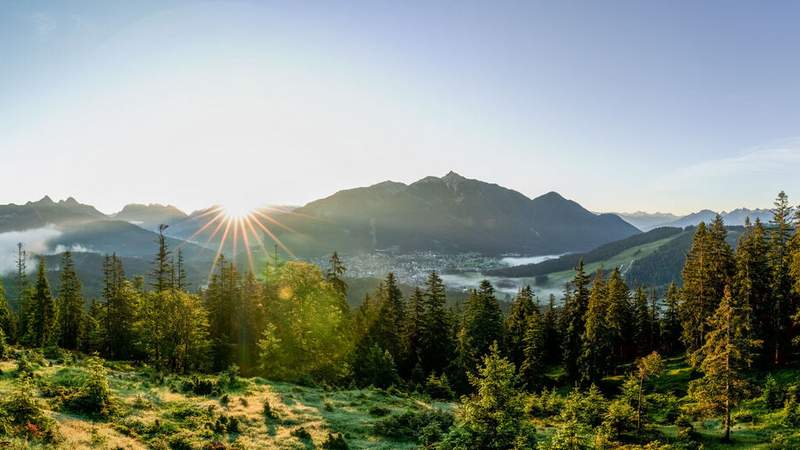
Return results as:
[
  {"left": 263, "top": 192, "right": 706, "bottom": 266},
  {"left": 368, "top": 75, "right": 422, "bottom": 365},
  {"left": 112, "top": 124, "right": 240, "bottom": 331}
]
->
[{"left": 178, "top": 204, "right": 298, "bottom": 280}]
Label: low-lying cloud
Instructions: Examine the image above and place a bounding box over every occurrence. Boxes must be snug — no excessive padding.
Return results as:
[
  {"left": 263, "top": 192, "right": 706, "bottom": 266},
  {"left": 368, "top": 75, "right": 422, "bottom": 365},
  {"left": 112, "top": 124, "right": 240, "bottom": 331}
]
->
[{"left": 0, "top": 225, "right": 62, "bottom": 275}]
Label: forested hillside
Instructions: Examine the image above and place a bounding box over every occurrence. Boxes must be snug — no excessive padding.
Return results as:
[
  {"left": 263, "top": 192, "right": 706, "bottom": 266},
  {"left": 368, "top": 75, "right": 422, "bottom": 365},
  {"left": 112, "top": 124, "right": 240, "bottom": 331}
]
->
[{"left": 0, "top": 192, "right": 799, "bottom": 449}]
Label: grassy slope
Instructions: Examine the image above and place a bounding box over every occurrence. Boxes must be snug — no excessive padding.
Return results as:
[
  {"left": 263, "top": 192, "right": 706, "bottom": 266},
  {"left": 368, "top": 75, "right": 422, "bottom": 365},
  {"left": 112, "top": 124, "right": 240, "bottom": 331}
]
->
[
  {"left": 537, "top": 235, "right": 679, "bottom": 290},
  {"left": 0, "top": 356, "right": 450, "bottom": 450}
]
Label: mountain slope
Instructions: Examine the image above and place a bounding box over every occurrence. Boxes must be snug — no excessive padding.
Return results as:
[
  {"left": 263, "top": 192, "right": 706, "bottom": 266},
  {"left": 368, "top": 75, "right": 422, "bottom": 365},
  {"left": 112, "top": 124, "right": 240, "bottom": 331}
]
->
[
  {"left": 613, "top": 212, "right": 681, "bottom": 231},
  {"left": 270, "top": 172, "right": 640, "bottom": 256},
  {"left": 112, "top": 203, "right": 187, "bottom": 231},
  {"left": 0, "top": 196, "right": 105, "bottom": 232}
]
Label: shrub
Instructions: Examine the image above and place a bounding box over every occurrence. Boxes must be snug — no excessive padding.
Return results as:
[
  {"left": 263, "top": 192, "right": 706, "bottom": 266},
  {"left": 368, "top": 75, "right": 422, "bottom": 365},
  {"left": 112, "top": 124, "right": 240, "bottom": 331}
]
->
[
  {"left": 63, "top": 356, "right": 116, "bottom": 418},
  {"left": 182, "top": 376, "right": 219, "bottom": 396},
  {"left": 0, "top": 327, "right": 9, "bottom": 360},
  {"left": 291, "top": 426, "right": 312, "bottom": 440},
  {"left": 527, "top": 388, "right": 564, "bottom": 418},
  {"left": 368, "top": 405, "right": 391, "bottom": 417},
  {"left": 762, "top": 374, "right": 784, "bottom": 410},
  {"left": 560, "top": 385, "right": 608, "bottom": 427},
  {"left": 373, "top": 408, "right": 454, "bottom": 442},
  {"left": 425, "top": 373, "right": 455, "bottom": 400},
  {"left": 539, "top": 419, "right": 587, "bottom": 450},
  {"left": 783, "top": 395, "right": 800, "bottom": 427},
  {"left": 0, "top": 379, "right": 61, "bottom": 443},
  {"left": 732, "top": 408, "right": 754, "bottom": 424},
  {"left": 321, "top": 431, "right": 349, "bottom": 449},
  {"left": 674, "top": 415, "right": 699, "bottom": 448},
  {"left": 263, "top": 398, "right": 278, "bottom": 420},
  {"left": 602, "top": 399, "right": 636, "bottom": 440}
]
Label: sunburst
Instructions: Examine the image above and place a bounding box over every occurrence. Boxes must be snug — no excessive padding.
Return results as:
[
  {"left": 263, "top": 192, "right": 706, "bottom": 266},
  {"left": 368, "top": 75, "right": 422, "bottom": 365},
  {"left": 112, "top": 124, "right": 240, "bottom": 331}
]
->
[{"left": 178, "top": 202, "right": 298, "bottom": 280}]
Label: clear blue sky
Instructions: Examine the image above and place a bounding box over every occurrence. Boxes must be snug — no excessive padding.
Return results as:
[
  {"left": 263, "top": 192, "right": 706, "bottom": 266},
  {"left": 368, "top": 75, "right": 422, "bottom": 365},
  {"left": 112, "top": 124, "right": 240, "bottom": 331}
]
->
[{"left": 1, "top": 0, "right": 799, "bottom": 214}]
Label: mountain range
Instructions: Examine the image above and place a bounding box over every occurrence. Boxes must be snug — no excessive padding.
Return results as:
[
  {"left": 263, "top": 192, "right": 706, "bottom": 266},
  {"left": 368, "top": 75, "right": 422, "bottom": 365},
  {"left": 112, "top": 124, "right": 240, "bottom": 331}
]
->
[{"left": 616, "top": 208, "right": 772, "bottom": 231}]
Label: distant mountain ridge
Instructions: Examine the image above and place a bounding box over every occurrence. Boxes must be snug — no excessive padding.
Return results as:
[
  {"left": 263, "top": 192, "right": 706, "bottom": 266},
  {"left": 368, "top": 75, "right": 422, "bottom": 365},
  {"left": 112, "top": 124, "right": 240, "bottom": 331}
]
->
[{"left": 616, "top": 208, "right": 772, "bottom": 231}]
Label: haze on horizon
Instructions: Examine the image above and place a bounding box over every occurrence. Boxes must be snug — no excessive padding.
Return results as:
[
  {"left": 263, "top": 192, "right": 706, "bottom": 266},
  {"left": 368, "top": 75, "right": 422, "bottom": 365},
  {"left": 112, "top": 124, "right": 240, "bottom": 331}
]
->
[{"left": 2, "top": 1, "right": 799, "bottom": 215}]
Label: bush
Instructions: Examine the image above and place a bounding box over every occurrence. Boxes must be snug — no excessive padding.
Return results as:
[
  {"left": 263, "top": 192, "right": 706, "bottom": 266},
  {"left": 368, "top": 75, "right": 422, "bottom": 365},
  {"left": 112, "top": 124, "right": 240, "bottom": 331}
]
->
[
  {"left": 368, "top": 405, "right": 391, "bottom": 417},
  {"left": 674, "top": 415, "right": 699, "bottom": 448},
  {"left": 372, "top": 408, "right": 454, "bottom": 443},
  {"left": 602, "top": 399, "right": 636, "bottom": 440},
  {"left": 63, "top": 357, "right": 116, "bottom": 418},
  {"left": 425, "top": 373, "right": 454, "bottom": 400},
  {"left": 527, "top": 387, "right": 563, "bottom": 418},
  {"left": 762, "top": 374, "right": 784, "bottom": 410},
  {"left": 263, "top": 398, "right": 278, "bottom": 420},
  {"left": 181, "top": 376, "right": 219, "bottom": 396},
  {"left": 783, "top": 395, "right": 800, "bottom": 427},
  {"left": 291, "top": 426, "right": 312, "bottom": 440},
  {"left": 560, "top": 385, "right": 608, "bottom": 427},
  {"left": 0, "top": 379, "right": 61, "bottom": 443},
  {"left": 539, "top": 419, "right": 587, "bottom": 450},
  {"left": 732, "top": 408, "right": 754, "bottom": 424},
  {"left": 321, "top": 431, "right": 349, "bottom": 449}
]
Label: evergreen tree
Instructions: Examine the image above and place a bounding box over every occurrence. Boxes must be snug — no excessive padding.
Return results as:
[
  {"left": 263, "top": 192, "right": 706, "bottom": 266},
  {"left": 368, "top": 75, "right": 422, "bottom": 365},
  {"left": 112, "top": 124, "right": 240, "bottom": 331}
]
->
[
  {"left": 27, "top": 258, "right": 57, "bottom": 347},
  {"left": 372, "top": 273, "right": 405, "bottom": 360},
  {"left": 767, "top": 191, "right": 796, "bottom": 365},
  {"left": 150, "top": 224, "right": 173, "bottom": 292},
  {"left": 660, "top": 282, "right": 682, "bottom": 355},
  {"left": 440, "top": 343, "right": 536, "bottom": 449},
  {"left": 734, "top": 218, "right": 771, "bottom": 363},
  {"left": 205, "top": 255, "right": 240, "bottom": 371},
  {"left": 504, "top": 285, "right": 537, "bottom": 369},
  {"left": 542, "top": 294, "right": 561, "bottom": 365},
  {"left": 420, "top": 271, "right": 453, "bottom": 376},
  {"left": 140, "top": 289, "right": 210, "bottom": 373},
  {"left": 680, "top": 219, "right": 734, "bottom": 354},
  {"left": 401, "top": 287, "right": 425, "bottom": 379},
  {"left": 80, "top": 299, "right": 105, "bottom": 355},
  {"left": 562, "top": 260, "right": 590, "bottom": 382},
  {"left": 326, "top": 252, "right": 348, "bottom": 298},
  {"left": 633, "top": 287, "right": 651, "bottom": 357},
  {"left": 102, "top": 254, "right": 138, "bottom": 359},
  {"left": 520, "top": 301, "right": 546, "bottom": 390},
  {"left": 15, "top": 242, "right": 30, "bottom": 344},
  {"left": 457, "top": 280, "right": 504, "bottom": 377},
  {"left": 605, "top": 268, "right": 632, "bottom": 366},
  {"left": 688, "top": 285, "right": 761, "bottom": 441},
  {"left": 56, "top": 251, "right": 83, "bottom": 350},
  {"left": 174, "top": 248, "right": 188, "bottom": 291},
  {"left": 0, "top": 279, "right": 15, "bottom": 342},
  {"left": 579, "top": 271, "right": 611, "bottom": 385},
  {"left": 237, "top": 270, "right": 263, "bottom": 372}
]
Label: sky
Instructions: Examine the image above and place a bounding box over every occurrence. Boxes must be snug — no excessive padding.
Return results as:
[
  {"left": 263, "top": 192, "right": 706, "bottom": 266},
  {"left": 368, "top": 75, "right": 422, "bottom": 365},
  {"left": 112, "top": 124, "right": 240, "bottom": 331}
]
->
[{"left": 1, "top": 0, "right": 799, "bottom": 215}]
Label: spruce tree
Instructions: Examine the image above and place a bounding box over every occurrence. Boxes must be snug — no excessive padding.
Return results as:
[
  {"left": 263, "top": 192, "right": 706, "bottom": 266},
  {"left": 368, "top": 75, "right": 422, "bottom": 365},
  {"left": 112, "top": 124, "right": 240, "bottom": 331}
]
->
[
  {"left": 457, "top": 280, "right": 504, "bottom": 376},
  {"left": 0, "top": 279, "right": 15, "bottom": 342},
  {"left": 420, "top": 271, "right": 453, "bottom": 376},
  {"left": 103, "top": 255, "right": 138, "bottom": 359},
  {"left": 542, "top": 294, "right": 561, "bottom": 364},
  {"left": 56, "top": 251, "right": 83, "bottom": 350},
  {"left": 326, "top": 252, "right": 348, "bottom": 298},
  {"left": 520, "top": 304, "right": 546, "bottom": 390},
  {"left": 401, "top": 287, "right": 425, "bottom": 379},
  {"left": 579, "top": 270, "right": 611, "bottom": 385},
  {"left": 504, "top": 285, "right": 537, "bottom": 369},
  {"left": 767, "top": 191, "right": 795, "bottom": 365},
  {"left": 734, "top": 218, "right": 771, "bottom": 364},
  {"left": 174, "top": 248, "right": 188, "bottom": 291},
  {"left": 688, "top": 285, "right": 761, "bottom": 441},
  {"left": 605, "top": 268, "right": 632, "bottom": 366},
  {"left": 633, "top": 287, "right": 651, "bottom": 357},
  {"left": 27, "top": 258, "right": 56, "bottom": 347},
  {"left": 15, "top": 242, "right": 30, "bottom": 344},
  {"left": 151, "top": 224, "right": 173, "bottom": 292},
  {"left": 562, "top": 260, "right": 590, "bottom": 382},
  {"left": 660, "top": 282, "right": 682, "bottom": 355},
  {"left": 372, "top": 272, "right": 405, "bottom": 360}
]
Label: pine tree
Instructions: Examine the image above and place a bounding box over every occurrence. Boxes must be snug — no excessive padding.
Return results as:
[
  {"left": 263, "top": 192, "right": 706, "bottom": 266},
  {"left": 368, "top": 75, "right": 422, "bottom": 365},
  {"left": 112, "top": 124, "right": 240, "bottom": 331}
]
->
[
  {"left": 605, "top": 268, "right": 632, "bottom": 366},
  {"left": 151, "top": 224, "right": 173, "bottom": 292},
  {"left": 562, "top": 260, "right": 590, "bottom": 382},
  {"left": 680, "top": 219, "right": 734, "bottom": 355},
  {"left": 504, "top": 285, "right": 537, "bottom": 369},
  {"left": 205, "top": 255, "right": 240, "bottom": 371},
  {"left": 767, "top": 191, "right": 795, "bottom": 365},
  {"left": 457, "top": 280, "right": 504, "bottom": 377},
  {"left": 542, "top": 294, "right": 561, "bottom": 364},
  {"left": 174, "top": 248, "right": 188, "bottom": 291},
  {"left": 56, "top": 251, "right": 83, "bottom": 350},
  {"left": 372, "top": 273, "right": 405, "bottom": 360},
  {"left": 734, "top": 218, "right": 771, "bottom": 364},
  {"left": 80, "top": 299, "right": 105, "bottom": 355},
  {"left": 27, "top": 258, "right": 57, "bottom": 347},
  {"left": 103, "top": 254, "right": 138, "bottom": 359},
  {"left": 0, "top": 279, "right": 15, "bottom": 342},
  {"left": 420, "top": 271, "right": 453, "bottom": 376},
  {"left": 237, "top": 270, "right": 263, "bottom": 372},
  {"left": 660, "top": 282, "right": 682, "bottom": 355},
  {"left": 633, "top": 287, "right": 651, "bottom": 357},
  {"left": 688, "top": 285, "right": 761, "bottom": 441},
  {"left": 326, "top": 252, "right": 348, "bottom": 298},
  {"left": 579, "top": 270, "right": 611, "bottom": 385},
  {"left": 401, "top": 287, "right": 425, "bottom": 379},
  {"left": 520, "top": 305, "right": 546, "bottom": 390},
  {"left": 15, "top": 242, "right": 30, "bottom": 344}
]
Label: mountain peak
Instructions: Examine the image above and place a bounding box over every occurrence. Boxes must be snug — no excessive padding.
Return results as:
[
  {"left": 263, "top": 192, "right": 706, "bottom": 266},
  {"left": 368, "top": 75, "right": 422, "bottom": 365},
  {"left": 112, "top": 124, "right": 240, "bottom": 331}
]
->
[
  {"left": 38, "top": 195, "right": 55, "bottom": 205},
  {"left": 442, "top": 170, "right": 465, "bottom": 181}
]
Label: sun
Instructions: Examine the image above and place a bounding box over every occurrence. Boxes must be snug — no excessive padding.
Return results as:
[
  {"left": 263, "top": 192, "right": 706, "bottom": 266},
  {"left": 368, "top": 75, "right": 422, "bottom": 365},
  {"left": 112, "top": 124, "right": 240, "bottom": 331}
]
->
[{"left": 220, "top": 199, "right": 261, "bottom": 219}]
